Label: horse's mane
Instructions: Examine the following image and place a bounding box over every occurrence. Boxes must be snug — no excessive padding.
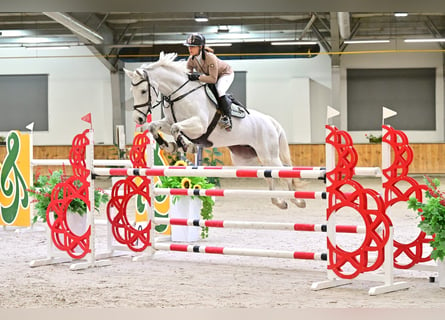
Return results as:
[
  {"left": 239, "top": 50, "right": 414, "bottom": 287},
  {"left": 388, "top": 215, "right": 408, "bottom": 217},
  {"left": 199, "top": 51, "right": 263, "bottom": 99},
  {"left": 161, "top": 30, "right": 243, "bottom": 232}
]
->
[{"left": 140, "top": 51, "right": 188, "bottom": 74}]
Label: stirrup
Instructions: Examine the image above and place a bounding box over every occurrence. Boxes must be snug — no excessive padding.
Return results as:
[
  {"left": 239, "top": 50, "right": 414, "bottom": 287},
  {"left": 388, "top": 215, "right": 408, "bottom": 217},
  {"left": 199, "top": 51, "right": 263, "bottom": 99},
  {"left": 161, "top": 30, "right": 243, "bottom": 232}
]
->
[{"left": 219, "top": 116, "right": 232, "bottom": 132}]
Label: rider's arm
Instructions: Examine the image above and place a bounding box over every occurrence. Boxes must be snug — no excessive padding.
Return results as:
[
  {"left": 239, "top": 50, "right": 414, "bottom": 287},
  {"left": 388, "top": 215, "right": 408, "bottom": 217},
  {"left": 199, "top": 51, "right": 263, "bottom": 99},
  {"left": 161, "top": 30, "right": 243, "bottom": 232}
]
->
[{"left": 186, "top": 57, "right": 196, "bottom": 73}]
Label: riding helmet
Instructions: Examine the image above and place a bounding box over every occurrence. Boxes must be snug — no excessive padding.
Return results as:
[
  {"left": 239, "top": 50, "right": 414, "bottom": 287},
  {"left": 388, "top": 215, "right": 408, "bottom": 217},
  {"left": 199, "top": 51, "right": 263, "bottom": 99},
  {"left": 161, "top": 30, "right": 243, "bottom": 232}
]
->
[{"left": 184, "top": 33, "right": 206, "bottom": 47}]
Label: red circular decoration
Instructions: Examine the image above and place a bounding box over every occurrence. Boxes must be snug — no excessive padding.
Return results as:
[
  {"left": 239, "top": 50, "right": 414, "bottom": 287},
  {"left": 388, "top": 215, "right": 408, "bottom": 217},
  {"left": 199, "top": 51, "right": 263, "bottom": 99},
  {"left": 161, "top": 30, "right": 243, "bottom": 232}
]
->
[
  {"left": 384, "top": 176, "right": 433, "bottom": 268},
  {"left": 382, "top": 125, "right": 413, "bottom": 180},
  {"left": 47, "top": 176, "right": 91, "bottom": 259},
  {"left": 69, "top": 129, "right": 90, "bottom": 178},
  {"left": 327, "top": 180, "right": 391, "bottom": 279},
  {"left": 382, "top": 125, "right": 432, "bottom": 267},
  {"left": 129, "top": 130, "right": 150, "bottom": 168},
  {"left": 325, "top": 125, "right": 358, "bottom": 184},
  {"left": 106, "top": 177, "right": 152, "bottom": 252},
  {"left": 46, "top": 129, "right": 92, "bottom": 259}
]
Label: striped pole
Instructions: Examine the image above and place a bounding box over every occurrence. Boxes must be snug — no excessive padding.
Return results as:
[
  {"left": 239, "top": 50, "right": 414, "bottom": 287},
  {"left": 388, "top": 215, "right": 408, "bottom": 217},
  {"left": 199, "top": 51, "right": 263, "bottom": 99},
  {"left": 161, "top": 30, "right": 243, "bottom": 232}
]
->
[
  {"left": 153, "top": 188, "right": 372, "bottom": 201},
  {"left": 93, "top": 166, "right": 326, "bottom": 179},
  {"left": 154, "top": 243, "right": 328, "bottom": 261},
  {"left": 153, "top": 217, "right": 366, "bottom": 234},
  {"left": 222, "top": 165, "right": 380, "bottom": 177},
  {"left": 154, "top": 188, "right": 327, "bottom": 200}
]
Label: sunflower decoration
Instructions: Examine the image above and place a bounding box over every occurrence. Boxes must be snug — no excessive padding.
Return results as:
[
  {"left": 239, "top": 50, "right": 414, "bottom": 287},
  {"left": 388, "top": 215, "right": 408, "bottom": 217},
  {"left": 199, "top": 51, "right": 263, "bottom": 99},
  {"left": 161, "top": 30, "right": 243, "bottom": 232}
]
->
[
  {"left": 181, "top": 178, "right": 192, "bottom": 189},
  {"left": 158, "top": 160, "right": 215, "bottom": 238}
]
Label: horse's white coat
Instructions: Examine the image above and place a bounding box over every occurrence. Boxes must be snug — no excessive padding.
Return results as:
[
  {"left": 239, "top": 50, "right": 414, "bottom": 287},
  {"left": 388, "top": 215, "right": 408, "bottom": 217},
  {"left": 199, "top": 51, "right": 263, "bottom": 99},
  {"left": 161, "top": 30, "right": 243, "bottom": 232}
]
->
[{"left": 124, "top": 52, "right": 305, "bottom": 209}]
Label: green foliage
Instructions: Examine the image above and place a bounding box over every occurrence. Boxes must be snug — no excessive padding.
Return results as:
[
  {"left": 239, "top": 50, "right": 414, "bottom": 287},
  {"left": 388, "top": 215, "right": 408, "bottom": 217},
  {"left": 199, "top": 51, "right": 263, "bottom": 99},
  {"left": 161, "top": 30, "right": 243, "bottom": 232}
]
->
[
  {"left": 365, "top": 133, "right": 382, "bottom": 143},
  {"left": 201, "top": 147, "right": 224, "bottom": 187},
  {"left": 160, "top": 150, "right": 222, "bottom": 238},
  {"left": 158, "top": 173, "right": 215, "bottom": 239},
  {"left": 27, "top": 169, "right": 109, "bottom": 224},
  {"left": 408, "top": 176, "right": 445, "bottom": 261}
]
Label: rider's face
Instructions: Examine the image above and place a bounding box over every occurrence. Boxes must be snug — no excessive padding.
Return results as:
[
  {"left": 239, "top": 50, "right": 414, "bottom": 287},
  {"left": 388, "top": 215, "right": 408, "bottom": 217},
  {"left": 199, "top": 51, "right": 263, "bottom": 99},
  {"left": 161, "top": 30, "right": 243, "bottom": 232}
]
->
[{"left": 188, "top": 46, "right": 201, "bottom": 56}]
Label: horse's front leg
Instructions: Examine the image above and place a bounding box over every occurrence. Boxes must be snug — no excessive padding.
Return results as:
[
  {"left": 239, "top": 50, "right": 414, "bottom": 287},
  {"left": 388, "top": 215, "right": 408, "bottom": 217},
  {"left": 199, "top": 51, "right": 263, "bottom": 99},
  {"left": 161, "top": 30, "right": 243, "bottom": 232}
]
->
[
  {"left": 147, "top": 119, "right": 177, "bottom": 153},
  {"left": 170, "top": 117, "right": 205, "bottom": 154}
]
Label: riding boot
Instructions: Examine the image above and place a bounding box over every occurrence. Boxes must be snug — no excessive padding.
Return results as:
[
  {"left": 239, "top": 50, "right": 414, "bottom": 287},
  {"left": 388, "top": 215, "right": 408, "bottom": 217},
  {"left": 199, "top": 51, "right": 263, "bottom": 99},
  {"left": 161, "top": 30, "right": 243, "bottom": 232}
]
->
[{"left": 218, "top": 95, "right": 232, "bottom": 132}]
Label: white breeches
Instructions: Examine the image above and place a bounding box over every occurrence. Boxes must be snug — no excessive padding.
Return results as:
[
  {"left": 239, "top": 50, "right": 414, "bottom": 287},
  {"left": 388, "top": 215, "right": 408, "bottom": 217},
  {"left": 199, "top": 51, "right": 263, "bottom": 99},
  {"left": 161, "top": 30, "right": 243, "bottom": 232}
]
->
[{"left": 216, "top": 73, "right": 234, "bottom": 97}]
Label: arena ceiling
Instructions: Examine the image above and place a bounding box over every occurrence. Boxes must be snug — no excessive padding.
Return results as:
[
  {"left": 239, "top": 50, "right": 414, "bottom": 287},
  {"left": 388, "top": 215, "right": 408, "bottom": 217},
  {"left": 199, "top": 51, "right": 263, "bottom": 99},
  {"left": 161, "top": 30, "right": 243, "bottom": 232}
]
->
[{"left": 1, "top": 12, "right": 445, "bottom": 70}]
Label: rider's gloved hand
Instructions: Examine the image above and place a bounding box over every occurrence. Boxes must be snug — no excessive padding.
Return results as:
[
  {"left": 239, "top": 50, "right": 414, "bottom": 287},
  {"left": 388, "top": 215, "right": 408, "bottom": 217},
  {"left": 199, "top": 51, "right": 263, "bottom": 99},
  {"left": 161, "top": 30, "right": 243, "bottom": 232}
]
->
[{"left": 188, "top": 72, "right": 201, "bottom": 81}]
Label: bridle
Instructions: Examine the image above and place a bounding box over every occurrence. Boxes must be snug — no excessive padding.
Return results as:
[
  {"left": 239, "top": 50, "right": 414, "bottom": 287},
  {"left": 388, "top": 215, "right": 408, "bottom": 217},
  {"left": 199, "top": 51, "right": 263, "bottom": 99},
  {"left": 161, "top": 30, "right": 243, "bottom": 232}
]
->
[
  {"left": 131, "top": 68, "right": 205, "bottom": 123},
  {"left": 131, "top": 69, "right": 162, "bottom": 120}
]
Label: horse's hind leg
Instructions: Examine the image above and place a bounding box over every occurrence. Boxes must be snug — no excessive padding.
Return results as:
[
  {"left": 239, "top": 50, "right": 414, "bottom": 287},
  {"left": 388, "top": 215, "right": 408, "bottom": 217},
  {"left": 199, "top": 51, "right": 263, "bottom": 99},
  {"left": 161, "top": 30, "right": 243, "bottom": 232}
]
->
[
  {"left": 229, "top": 146, "right": 289, "bottom": 209},
  {"left": 288, "top": 178, "right": 306, "bottom": 208},
  {"left": 266, "top": 177, "right": 289, "bottom": 209}
]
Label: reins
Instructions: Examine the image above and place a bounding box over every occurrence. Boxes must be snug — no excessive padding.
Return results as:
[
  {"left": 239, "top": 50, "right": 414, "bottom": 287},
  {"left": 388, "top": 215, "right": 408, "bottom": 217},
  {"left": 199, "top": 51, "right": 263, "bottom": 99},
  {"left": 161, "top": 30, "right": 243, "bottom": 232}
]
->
[{"left": 161, "top": 80, "right": 205, "bottom": 123}]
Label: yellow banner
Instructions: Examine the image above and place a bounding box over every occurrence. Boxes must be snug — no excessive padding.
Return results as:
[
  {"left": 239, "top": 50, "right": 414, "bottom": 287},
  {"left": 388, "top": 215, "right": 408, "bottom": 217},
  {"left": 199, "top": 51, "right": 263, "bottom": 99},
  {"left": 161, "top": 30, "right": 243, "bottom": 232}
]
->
[
  {"left": 132, "top": 133, "right": 170, "bottom": 235},
  {"left": 0, "top": 131, "right": 31, "bottom": 226}
]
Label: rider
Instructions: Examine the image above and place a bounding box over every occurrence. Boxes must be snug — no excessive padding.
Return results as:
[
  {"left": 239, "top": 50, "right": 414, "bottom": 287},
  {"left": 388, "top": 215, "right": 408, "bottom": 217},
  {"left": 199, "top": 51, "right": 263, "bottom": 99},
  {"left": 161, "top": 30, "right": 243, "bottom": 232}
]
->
[{"left": 184, "top": 33, "right": 234, "bottom": 132}]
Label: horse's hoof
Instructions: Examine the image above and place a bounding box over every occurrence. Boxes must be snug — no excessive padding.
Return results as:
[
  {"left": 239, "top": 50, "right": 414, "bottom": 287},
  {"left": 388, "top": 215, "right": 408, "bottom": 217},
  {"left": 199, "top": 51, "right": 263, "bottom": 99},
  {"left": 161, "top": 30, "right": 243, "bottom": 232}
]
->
[
  {"left": 295, "top": 199, "right": 306, "bottom": 208},
  {"left": 273, "top": 200, "right": 288, "bottom": 210},
  {"left": 165, "top": 142, "right": 177, "bottom": 153}
]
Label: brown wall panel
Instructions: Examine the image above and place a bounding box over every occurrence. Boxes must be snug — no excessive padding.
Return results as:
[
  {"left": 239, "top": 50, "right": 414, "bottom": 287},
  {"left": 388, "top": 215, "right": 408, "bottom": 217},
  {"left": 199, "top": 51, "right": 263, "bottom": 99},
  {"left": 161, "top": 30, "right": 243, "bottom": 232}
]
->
[{"left": 1, "top": 143, "right": 444, "bottom": 176}]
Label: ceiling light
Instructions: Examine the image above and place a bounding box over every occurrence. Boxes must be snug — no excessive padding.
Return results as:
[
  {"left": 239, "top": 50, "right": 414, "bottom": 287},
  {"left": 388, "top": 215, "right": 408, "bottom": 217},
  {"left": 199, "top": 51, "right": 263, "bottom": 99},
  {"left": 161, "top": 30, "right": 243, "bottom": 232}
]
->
[
  {"left": 343, "top": 39, "right": 391, "bottom": 44},
  {"left": 271, "top": 41, "right": 317, "bottom": 46},
  {"left": 217, "top": 25, "right": 230, "bottom": 33},
  {"left": 20, "top": 37, "right": 51, "bottom": 44},
  {"left": 206, "top": 42, "right": 232, "bottom": 47},
  {"left": 194, "top": 13, "right": 208, "bottom": 23},
  {"left": 25, "top": 45, "right": 70, "bottom": 50},
  {"left": 0, "top": 30, "right": 30, "bottom": 37},
  {"left": 394, "top": 12, "right": 408, "bottom": 17},
  {"left": 0, "top": 44, "right": 22, "bottom": 48},
  {"left": 404, "top": 38, "right": 445, "bottom": 43}
]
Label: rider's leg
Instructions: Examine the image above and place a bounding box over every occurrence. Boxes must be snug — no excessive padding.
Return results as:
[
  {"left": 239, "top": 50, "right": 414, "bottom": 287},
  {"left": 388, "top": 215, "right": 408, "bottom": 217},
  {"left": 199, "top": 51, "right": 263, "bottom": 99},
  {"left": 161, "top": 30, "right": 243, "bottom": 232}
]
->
[
  {"left": 217, "top": 95, "right": 232, "bottom": 131},
  {"left": 216, "top": 73, "right": 234, "bottom": 132}
]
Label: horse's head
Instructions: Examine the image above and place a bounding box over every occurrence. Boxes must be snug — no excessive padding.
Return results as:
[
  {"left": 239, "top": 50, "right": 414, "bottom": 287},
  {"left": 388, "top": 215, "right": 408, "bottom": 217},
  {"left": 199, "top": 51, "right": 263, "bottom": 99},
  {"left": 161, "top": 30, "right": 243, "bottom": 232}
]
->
[
  {"left": 124, "top": 67, "right": 159, "bottom": 125},
  {"left": 124, "top": 52, "right": 190, "bottom": 124}
]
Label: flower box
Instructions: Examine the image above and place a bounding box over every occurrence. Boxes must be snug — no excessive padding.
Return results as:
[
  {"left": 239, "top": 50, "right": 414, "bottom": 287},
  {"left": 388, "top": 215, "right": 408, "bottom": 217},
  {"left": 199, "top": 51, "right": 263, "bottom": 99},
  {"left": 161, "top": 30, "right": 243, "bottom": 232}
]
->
[{"left": 169, "top": 197, "right": 202, "bottom": 242}]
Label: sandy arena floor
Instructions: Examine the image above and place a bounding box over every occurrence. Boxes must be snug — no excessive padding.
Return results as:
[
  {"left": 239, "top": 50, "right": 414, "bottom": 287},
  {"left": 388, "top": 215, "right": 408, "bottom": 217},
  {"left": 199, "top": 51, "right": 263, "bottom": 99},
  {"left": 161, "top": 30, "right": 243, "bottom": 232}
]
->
[{"left": 1, "top": 176, "right": 445, "bottom": 310}]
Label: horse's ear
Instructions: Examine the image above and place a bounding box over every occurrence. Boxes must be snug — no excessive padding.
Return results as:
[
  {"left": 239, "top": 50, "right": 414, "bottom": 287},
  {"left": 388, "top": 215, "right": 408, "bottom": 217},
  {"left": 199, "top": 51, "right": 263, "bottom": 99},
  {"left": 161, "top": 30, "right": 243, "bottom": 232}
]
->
[
  {"left": 123, "top": 68, "right": 135, "bottom": 79},
  {"left": 159, "top": 51, "right": 165, "bottom": 59}
]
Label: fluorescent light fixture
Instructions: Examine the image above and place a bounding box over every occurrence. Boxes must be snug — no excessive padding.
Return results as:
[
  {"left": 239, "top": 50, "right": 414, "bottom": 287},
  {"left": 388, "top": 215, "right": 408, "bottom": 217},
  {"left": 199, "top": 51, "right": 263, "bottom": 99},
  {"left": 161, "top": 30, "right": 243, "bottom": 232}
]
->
[
  {"left": 195, "top": 17, "right": 208, "bottom": 22},
  {"left": 344, "top": 39, "right": 390, "bottom": 44},
  {"left": 0, "top": 43, "right": 22, "bottom": 48},
  {"left": 43, "top": 12, "right": 104, "bottom": 45},
  {"left": 207, "top": 42, "right": 232, "bottom": 47},
  {"left": 217, "top": 25, "right": 230, "bottom": 33},
  {"left": 404, "top": 38, "right": 445, "bottom": 43},
  {"left": 0, "top": 30, "right": 30, "bottom": 37},
  {"left": 194, "top": 13, "right": 208, "bottom": 22},
  {"left": 394, "top": 12, "right": 408, "bottom": 17},
  {"left": 25, "top": 45, "right": 70, "bottom": 50},
  {"left": 108, "top": 44, "right": 153, "bottom": 48},
  {"left": 271, "top": 41, "right": 317, "bottom": 46},
  {"left": 20, "top": 37, "right": 51, "bottom": 44}
]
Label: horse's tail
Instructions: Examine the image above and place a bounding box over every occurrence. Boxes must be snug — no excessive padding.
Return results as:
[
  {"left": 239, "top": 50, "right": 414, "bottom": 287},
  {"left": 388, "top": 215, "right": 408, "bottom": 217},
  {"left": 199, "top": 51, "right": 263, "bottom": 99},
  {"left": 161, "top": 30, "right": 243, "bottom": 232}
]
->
[{"left": 269, "top": 116, "right": 293, "bottom": 167}]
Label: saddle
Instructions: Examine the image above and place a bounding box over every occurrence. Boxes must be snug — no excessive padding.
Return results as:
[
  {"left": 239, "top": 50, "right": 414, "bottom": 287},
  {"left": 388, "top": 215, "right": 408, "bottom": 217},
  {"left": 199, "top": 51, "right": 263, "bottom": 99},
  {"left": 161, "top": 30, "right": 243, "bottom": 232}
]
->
[
  {"left": 181, "top": 85, "right": 249, "bottom": 148},
  {"left": 205, "top": 84, "right": 249, "bottom": 119}
]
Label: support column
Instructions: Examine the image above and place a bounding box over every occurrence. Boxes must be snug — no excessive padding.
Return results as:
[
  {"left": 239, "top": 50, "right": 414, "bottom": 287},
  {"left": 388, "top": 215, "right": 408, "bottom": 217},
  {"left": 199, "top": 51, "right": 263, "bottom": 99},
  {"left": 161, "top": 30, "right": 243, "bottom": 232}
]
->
[
  {"left": 330, "top": 12, "right": 342, "bottom": 129},
  {"left": 110, "top": 60, "right": 127, "bottom": 145}
]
